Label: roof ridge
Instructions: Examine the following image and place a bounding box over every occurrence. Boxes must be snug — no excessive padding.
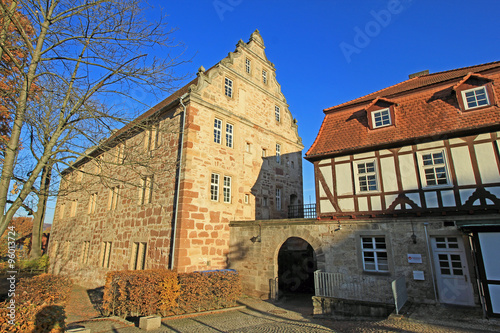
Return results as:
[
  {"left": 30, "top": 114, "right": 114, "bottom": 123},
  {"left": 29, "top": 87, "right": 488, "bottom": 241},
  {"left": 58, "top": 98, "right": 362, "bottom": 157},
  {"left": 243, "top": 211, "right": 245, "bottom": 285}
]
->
[{"left": 324, "top": 60, "right": 500, "bottom": 113}]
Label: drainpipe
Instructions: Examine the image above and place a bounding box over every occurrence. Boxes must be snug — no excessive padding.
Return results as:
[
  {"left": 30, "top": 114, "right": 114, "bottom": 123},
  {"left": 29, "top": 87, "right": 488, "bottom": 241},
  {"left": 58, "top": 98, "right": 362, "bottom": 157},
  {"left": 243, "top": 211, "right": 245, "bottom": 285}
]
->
[
  {"left": 169, "top": 93, "right": 189, "bottom": 270},
  {"left": 424, "top": 223, "right": 438, "bottom": 303}
]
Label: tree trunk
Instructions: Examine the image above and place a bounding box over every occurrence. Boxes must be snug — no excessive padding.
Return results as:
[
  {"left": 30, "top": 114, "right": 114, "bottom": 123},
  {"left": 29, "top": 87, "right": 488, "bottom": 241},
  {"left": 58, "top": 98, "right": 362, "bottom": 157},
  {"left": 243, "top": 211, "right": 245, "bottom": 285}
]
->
[{"left": 30, "top": 162, "right": 53, "bottom": 259}]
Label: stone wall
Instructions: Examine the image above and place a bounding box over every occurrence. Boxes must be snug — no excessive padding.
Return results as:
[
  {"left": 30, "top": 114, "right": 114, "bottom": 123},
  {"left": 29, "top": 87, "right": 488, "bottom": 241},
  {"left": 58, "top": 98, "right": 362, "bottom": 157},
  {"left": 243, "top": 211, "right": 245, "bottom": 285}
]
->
[{"left": 228, "top": 215, "right": 478, "bottom": 305}]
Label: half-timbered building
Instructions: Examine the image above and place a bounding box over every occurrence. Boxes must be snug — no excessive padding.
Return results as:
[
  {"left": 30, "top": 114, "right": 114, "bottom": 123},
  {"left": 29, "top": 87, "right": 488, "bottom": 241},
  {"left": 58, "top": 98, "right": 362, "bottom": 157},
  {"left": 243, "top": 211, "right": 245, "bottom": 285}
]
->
[{"left": 306, "top": 61, "right": 500, "bottom": 316}]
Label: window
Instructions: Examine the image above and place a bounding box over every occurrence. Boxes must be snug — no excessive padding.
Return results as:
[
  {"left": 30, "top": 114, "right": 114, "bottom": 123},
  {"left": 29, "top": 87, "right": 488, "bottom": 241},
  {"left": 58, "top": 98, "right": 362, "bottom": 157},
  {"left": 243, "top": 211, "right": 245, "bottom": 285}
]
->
[
  {"left": 361, "top": 237, "right": 388, "bottom": 272},
  {"left": 63, "top": 241, "right": 71, "bottom": 259},
  {"left": 262, "top": 148, "right": 267, "bottom": 157},
  {"left": 291, "top": 161, "right": 295, "bottom": 169},
  {"left": 223, "top": 176, "right": 231, "bottom": 203},
  {"left": 130, "top": 242, "right": 147, "bottom": 270},
  {"left": 80, "top": 241, "right": 90, "bottom": 264},
  {"left": 276, "top": 188, "right": 282, "bottom": 211},
  {"left": 70, "top": 200, "right": 78, "bottom": 217},
  {"left": 245, "top": 142, "right": 251, "bottom": 153},
  {"left": 96, "top": 155, "right": 103, "bottom": 174},
  {"left": 88, "top": 193, "right": 97, "bottom": 214},
  {"left": 275, "top": 105, "right": 280, "bottom": 122},
  {"left": 225, "top": 77, "right": 233, "bottom": 97},
  {"left": 139, "top": 176, "right": 153, "bottom": 205},
  {"left": 116, "top": 143, "right": 125, "bottom": 164},
  {"left": 108, "top": 186, "right": 119, "bottom": 210},
  {"left": 245, "top": 58, "right": 251, "bottom": 73},
  {"left": 262, "top": 70, "right": 267, "bottom": 84},
  {"left": 276, "top": 144, "right": 281, "bottom": 164},
  {"left": 213, "top": 118, "right": 222, "bottom": 144},
  {"left": 244, "top": 194, "right": 249, "bottom": 204},
  {"left": 371, "top": 108, "right": 391, "bottom": 128},
  {"left": 99, "top": 241, "right": 112, "bottom": 268},
  {"left": 462, "top": 86, "right": 489, "bottom": 110},
  {"left": 263, "top": 196, "right": 268, "bottom": 207},
  {"left": 355, "top": 161, "right": 378, "bottom": 193},
  {"left": 419, "top": 150, "right": 449, "bottom": 186},
  {"left": 144, "top": 125, "right": 158, "bottom": 152},
  {"left": 59, "top": 203, "right": 65, "bottom": 219},
  {"left": 226, "top": 123, "right": 233, "bottom": 148},
  {"left": 211, "top": 173, "right": 219, "bottom": 201}
]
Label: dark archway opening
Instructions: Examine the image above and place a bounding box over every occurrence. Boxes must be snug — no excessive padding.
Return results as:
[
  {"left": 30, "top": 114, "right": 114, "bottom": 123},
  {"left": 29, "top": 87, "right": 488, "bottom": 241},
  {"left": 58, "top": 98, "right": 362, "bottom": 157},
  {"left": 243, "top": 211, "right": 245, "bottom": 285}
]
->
[{"left": 278, "top": 237, "right": 317, "bottom": 296}]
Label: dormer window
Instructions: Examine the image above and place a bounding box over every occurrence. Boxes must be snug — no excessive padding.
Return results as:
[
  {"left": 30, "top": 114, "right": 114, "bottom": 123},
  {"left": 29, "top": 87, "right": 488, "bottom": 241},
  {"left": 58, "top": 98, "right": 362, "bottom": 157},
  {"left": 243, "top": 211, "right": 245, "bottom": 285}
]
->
[
  {"left": 453, "top": 73, "right": 493, "bottom": 112},
  {"left": 365, "top": 97, "right": 396, "bottom": 130},
  {"left": 462, "top": 86, "right": 489, "bottom": 110},
  {"left": 371, "top": 108, "right": 391, "bottom": 128}
]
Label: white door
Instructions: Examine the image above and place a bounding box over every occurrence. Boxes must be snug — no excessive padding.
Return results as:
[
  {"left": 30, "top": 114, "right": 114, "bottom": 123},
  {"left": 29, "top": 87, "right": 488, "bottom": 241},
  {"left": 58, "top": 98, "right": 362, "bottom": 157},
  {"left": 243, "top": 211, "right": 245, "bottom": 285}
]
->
[{"left": 431, "top": 236, "right": 475, "bottom": 306}]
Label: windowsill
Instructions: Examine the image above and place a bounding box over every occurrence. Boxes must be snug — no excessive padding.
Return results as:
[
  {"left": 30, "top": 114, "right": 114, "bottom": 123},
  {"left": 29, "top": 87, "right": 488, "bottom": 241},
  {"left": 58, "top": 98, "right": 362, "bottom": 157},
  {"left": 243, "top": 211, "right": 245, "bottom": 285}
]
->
[
  {"left": 362, "top": 270, "right": 391, "bottom": 276},
  {"left": 463, "top": 104, "right": 493, "bottom": 112},
  {"left": 355, "top": 190, "right": 381, "bottom": 195},
  {"left": 422, "top": 184, "right": 453, "bottom": 190}
]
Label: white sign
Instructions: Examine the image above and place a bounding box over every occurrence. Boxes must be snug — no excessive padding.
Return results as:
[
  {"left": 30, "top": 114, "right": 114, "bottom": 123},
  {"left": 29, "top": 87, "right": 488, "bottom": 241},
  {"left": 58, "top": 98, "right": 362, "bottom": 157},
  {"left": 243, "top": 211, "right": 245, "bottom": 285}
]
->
[
  {"left": 413, "top": 270, "right": 425, "bottom": 280},
  {"left": 407, "top": 253, "right": 422, "bottom": 264}
]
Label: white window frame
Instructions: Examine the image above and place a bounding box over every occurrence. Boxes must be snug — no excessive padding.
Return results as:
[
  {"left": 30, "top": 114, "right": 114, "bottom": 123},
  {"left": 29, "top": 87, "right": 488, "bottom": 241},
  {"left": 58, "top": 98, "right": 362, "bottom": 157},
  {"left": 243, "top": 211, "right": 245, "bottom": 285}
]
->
[
  {"left": 417, "top": 150, "right": 451, "bottom": 188},
  {"left": 245, "top": 58, "right": 251, "bottom": 74},
  {"left": 80, "top": 241, "right": 90, "bottom": 264},
  {"left": 276, "top": 143, "right": 281, "bottom": 164},
  {"left": 225, "top": 123, "right": 233, "bottom": 148},
  {"left": 276, "top": 188, "right": 282, "bottom": 211},
  {"left": 223, "top": 176, "right": 231, "bottom": 203},
  {"left": 244, "top": 194, "right": 249, "bottom": 204},
  {"left": 361, "top": 236, "right": 389, "bottom": 272},
  {"left": 462, "top": 86, "right": 490, "bottom": 110},
  {"left": 371, "top": 108, "right": 392, "bottom": 128},
  {"left": 211, "top": 173, "right": 220, "bottom": 201},
  {"left": 262, "top": 70, "right": 267, "bottom": 84},
  {"left": 214, "top": 118, "right": 222, "bottom": 144},
  {"left": 99, "top": 241, "right": 112, "bottom": 268},
  {"left": 275, "top": 105, "right": 280, "bottom": 122},
  {"left": 354, "top": 159, "right": 379, "bottom": 193},
  {"left": 139, "top": 176, "right": 153, "bottom": 205},
  {"left": 116, "top": 143, "right": 125, "bottom": 164},
  {"left": 88, "top": 193, "right": 97, "bottom": 214},
  {"left": 224, "top": 77, "right": 233, "bottom": 97},
  {"left": 108, "top": 186, "right": 119, "bottom": 211},
  {"left": 130, "top": 242, "right": 147, "bottom": 270}
]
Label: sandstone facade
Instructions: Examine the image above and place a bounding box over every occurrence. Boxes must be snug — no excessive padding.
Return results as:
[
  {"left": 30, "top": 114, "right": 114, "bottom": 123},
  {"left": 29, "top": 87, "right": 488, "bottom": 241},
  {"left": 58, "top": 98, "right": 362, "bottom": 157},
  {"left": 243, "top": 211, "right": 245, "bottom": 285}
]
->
[{"left": 49, "top": 30, "right": 304, "bottom": 286}]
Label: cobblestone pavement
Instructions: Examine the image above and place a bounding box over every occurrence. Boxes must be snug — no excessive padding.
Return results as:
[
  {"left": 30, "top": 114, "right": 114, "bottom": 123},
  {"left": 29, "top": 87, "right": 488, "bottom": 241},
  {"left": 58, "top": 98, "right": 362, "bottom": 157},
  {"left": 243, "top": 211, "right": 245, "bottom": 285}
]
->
[{"left": 66, "top": 287, "right": 500, "bottom": 332}]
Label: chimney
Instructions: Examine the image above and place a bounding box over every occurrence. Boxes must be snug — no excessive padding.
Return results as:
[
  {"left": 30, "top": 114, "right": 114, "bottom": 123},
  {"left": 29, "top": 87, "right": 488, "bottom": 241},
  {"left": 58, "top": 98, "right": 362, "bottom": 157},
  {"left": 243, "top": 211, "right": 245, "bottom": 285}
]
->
[{"left": 408, "top": 70, "right": 429, "bottom": 79}]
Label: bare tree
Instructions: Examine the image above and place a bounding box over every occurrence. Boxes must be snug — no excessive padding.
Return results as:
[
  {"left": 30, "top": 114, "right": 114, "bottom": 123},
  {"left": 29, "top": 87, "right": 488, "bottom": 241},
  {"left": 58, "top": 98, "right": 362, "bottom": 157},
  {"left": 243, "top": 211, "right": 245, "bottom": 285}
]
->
[{"left": 0, "top": 0, "right": 186, "bottom": 237}]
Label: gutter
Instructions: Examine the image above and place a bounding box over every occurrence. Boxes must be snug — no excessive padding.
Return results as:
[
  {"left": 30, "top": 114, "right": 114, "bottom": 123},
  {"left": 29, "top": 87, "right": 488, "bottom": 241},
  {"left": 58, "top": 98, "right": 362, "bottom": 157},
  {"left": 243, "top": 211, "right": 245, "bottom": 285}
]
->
[{"left": 169, "top": 92, "right": 189, "bottom": 270}]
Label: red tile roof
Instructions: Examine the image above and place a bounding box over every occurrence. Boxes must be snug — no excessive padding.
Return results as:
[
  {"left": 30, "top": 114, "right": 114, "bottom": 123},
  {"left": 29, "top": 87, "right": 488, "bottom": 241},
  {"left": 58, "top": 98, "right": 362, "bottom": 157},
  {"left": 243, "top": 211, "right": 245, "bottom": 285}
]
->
[{"left": 306, "top": 61, "right": 500, "bottom": 160}]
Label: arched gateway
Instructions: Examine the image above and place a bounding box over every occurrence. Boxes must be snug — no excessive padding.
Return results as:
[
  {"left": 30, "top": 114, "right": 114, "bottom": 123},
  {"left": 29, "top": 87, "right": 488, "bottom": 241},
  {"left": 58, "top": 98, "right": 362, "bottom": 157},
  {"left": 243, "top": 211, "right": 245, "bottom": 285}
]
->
[{"left": 277, "top": 237, "right": 317, "bottom": 296}]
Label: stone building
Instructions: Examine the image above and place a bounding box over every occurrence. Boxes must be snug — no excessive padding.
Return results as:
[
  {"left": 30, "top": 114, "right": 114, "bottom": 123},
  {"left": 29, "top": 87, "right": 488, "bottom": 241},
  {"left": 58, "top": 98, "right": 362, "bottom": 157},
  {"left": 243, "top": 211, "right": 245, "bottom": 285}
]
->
[
  {"left": 229, "top": 61, "right": 500, "bottom": 317},
  {"left": 49, "top": 30, "right": 304, "bottom": 287}
]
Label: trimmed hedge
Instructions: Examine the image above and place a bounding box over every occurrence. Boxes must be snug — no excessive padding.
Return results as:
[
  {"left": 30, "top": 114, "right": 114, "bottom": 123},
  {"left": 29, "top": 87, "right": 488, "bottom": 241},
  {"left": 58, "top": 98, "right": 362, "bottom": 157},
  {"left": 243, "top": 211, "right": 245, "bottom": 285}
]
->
[
  {"left": 102, "top": 269, "right": 242, "bottom": 317},
  {"left": 0, "top": 274, "right": 72, "bottom": 332}
]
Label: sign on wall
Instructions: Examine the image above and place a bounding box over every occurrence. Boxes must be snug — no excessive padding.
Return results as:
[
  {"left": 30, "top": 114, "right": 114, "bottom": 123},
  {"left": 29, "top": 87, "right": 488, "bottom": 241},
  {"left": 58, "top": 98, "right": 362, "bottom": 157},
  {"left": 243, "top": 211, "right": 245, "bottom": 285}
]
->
[{"left": 407, "top": 254, "right": 422, "bottom": 264}]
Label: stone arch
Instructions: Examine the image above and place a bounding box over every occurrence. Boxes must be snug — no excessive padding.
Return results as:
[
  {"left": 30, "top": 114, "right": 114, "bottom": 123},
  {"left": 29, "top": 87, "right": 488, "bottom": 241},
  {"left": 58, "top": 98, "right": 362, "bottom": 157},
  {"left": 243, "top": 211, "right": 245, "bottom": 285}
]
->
[{"left": 270, "top": 230, "right": 324, "bottom": 278}]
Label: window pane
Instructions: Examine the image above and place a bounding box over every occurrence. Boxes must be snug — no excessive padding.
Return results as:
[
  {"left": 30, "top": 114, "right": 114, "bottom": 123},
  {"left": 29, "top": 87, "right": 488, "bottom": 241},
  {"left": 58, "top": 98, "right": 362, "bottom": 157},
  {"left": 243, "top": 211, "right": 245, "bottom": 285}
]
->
[
  {"left": 422, "top": 154, "right": 433, "bottom": 165},
  {"left": 366, "top": 162, "right": 375, "bottom": 173},
  {"left": 358, "top": 164, "right": 366, "bottom": 174},
  {"left": 362, "top": 238, "right": 373, "bottom": 249}
]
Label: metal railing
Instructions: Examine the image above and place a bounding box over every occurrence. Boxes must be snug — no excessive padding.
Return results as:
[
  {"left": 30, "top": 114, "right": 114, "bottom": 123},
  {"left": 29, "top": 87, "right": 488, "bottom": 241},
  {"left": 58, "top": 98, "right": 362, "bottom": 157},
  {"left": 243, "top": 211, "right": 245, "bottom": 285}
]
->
[
  {"left": 314, "top": 270, "right": 392, "bottom": 303},
  {"left": 288, "top": 203, "right": 316, "bottom": 219}
]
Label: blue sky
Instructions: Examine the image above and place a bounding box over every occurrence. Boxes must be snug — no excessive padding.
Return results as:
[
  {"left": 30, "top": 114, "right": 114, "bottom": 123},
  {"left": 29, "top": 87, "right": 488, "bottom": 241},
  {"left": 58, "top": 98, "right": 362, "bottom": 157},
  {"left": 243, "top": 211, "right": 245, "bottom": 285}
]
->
[
  {"left": 39, "top": 0, "right": 500, "bottom": 223},
  {"left": 156, "top": 0, "right": 499, "bottom": 204}
]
